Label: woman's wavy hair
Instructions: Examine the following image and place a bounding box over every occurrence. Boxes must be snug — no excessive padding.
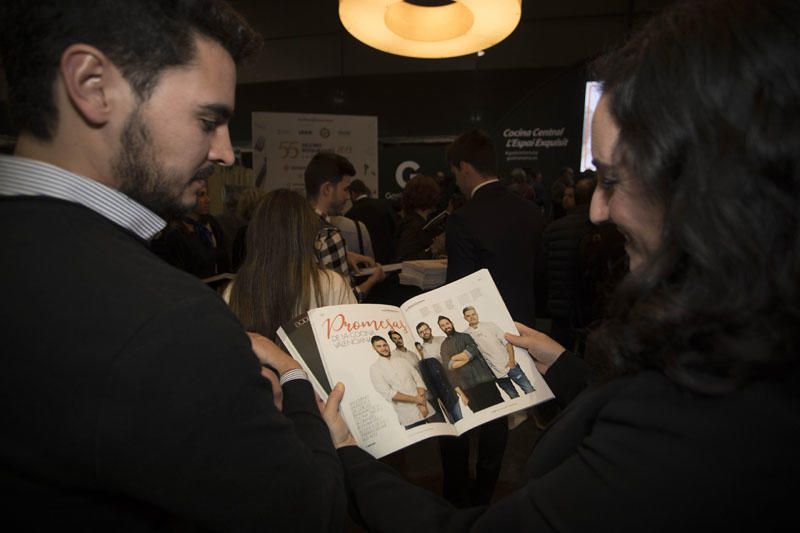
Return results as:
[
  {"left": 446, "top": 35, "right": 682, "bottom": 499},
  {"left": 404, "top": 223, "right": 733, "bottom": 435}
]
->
[
  {"left": 588, "top": 0, "right": 800, "bottom": 393},
  {"left": 402, "top": 174, "right": 441, "bottom": 213},
  {"left": 229, "top": 189, "right": 325, "bottom": 340}
]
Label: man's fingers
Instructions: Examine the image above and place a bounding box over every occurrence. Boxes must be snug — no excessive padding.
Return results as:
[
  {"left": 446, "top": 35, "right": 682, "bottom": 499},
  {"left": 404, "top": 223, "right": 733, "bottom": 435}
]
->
[
  {"left": 323, "top": 382, "right": 346, "bottom": 420},
  {"left": 260, "top": 366, "right": 283, "bottom": 412},
  {"left": 247, "top": 331, "right": 300, "bottom": 374}
]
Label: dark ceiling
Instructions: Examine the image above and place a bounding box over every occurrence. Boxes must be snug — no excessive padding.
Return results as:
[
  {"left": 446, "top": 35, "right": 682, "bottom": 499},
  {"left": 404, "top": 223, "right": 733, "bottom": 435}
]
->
[
  {"left": 0, "top": 1, "right": 677, "bottom": 143},
  {"left": 228, "top": 0, "right": 676, "bottom": 83}
]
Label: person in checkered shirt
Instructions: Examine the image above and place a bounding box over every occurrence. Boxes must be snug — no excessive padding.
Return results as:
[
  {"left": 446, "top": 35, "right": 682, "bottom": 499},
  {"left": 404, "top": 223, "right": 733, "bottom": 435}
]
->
[{"left": 305, "top": 152, "right": 385, "bottom": 302}]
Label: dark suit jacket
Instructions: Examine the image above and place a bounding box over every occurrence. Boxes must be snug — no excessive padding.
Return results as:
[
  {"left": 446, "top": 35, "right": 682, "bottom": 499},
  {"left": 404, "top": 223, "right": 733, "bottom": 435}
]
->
[
  {"left": 339, "top": 353, "right": 800, "bottom": 531},
  {"left": 1, "top": 196, "right": 345, "bottom": 530},
  {"left": 542, "top": 204, "right": 594, "bottom": 321},
  {"left": 446, "top": 181, "right": 545, "bottom": 325},
  {"left": 346, "top": 196, "right": 398, "bottom": 264}
]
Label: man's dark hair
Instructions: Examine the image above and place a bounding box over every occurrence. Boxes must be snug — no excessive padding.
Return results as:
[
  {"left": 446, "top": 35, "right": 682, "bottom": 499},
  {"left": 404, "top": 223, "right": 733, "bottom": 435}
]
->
[
  {"left": 0, "top": 0, "right": 262, "bottom": 141},
  {"left": 415, "top": 322, "right": 429, "bottom": 332},
  {"left": 387, "top": 330, "right": 400, "bottom": 340},
  {"left": 346, "top": 179, "right": 370, "bottom": 196},
  {"left": 304, "top": 151, "right": 356, "bottom": 200},
  {"left": 590, "top": 0, "right": 800, "bottom": 392},
  {"left": 574, "top": 176, "right": 596, "bottom": 206},
  {"left": 437, "top": 316, "right": 452, "bottom": 325},
  {"left": 370, "top": 335, "right": 386, "bottom": 345},
  {"left": 509, "top": 168, "right": 529, "bottom": 185},
  {"left": 445, "top": 129, "right": 497, "bottom": 176}
]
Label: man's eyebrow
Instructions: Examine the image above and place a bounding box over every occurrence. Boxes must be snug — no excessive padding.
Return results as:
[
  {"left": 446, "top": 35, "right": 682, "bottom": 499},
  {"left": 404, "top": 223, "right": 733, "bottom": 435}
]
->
[{"left": 198, "top": 104, "right": 233, "bottom": 121}]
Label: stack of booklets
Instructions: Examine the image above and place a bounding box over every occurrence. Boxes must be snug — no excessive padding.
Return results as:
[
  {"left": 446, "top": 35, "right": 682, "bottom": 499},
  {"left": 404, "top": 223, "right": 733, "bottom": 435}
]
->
[
  {"left": 398, "top": 259, "right": 448, "bottom": 289},
  {"left": 277, "top": 269, "right": 554, "bottom": 459}
]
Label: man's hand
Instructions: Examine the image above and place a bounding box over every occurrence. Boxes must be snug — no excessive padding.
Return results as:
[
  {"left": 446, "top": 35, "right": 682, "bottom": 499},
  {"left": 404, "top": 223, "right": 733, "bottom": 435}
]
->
[
  {"left": 319, "top": 382, "right": 358, "bottom": 449},
  {"left": 247, "top": 332, "right": 301, "bottom": 376},
  {"left": 347, "top": 251, "right": 375, "bottom": 271},
  {"left": 430, "top": 233, "right": 446, "bottom": 257},
  {"left": 504, "top": 322, "right": 565, "bottom": 375},
  {"left": 417, "top": 403, "right": 429, "bottom": 418},
  {"left": 368, "top": 263, "right": 385, "bottom": 283},
  {"left": 449, "top": 351, "right": 469, "bottom": 369},
  {"left": 505, "top": 342, "right": 516, "bottom": 369},
  {"left": 414, "top": 392, "right": 426, "bottom": 405},
  {"left": 455, "top": 387, "right": 469, "bottom": 406},
  {"left": 260, "top": 366, "right": 283, "bottom": 411}
]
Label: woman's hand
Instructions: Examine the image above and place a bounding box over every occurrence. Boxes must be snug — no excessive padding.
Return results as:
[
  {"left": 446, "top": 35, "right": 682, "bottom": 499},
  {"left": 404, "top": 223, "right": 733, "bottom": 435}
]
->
[
  {"left": 504, "top": 322, "right": 565, "bottom": 375},
  {"left": 346, "top": 251, "right": 375, "bottom": 270}
]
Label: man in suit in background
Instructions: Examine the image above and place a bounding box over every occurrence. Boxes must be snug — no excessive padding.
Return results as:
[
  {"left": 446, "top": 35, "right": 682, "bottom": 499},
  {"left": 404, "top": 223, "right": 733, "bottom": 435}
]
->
[
  {"left": 345, "top": 178, "right": 398, "bottom": 265},
  {"left": 441, "top": 129, "right": 545, "bottom": 507},
  {"left": 445, "top": 130, "right": 544, "bottom": 327}
]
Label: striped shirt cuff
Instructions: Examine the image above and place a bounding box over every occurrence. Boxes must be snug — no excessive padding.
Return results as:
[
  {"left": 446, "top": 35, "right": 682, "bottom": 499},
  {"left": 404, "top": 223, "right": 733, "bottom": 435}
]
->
[{"left": 279, "top": 368, "right": 309, "bottom": 386}]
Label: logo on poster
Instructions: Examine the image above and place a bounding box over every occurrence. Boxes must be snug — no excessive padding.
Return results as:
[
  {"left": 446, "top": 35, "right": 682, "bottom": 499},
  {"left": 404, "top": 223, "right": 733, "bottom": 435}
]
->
[
  {"left": 503, "top": 127, "right": 568, "bottom": 149},
  {"left": 395, "top": 160, "right": 420, "bottom": 188}
]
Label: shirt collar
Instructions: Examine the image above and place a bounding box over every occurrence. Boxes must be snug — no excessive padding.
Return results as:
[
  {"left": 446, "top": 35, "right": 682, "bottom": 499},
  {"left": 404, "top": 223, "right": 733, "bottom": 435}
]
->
[
  {"left": 314, "top": 208, "right": 331, "bottom": 223},
  {"left": 0, "top": 155, "right": 166, "bottom": 240},
  {"left": 470, "top": 178, "right": 500, "bottom": 198}
]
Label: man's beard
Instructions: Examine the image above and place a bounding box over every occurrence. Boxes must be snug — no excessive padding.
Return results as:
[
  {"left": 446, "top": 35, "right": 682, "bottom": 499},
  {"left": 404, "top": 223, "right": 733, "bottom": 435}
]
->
[
  {"left": 328, "top": 197, "right": 346, "bottom": 216},
  {"left": 113, "top": 109, "right": 213, "bottom": 219}
]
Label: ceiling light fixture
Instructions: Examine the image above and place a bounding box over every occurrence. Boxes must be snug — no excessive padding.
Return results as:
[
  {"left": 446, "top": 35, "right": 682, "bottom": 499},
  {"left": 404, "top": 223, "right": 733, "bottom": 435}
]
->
[{"left": 339, "top": 0, "right": 522, "bottom": 59}]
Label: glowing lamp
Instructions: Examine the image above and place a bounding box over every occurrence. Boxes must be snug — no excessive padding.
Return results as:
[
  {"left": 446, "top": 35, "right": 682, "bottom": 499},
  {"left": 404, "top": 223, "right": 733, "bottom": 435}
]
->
[{"left": 339, "top": 0, "right": 522, "bottom": 59}]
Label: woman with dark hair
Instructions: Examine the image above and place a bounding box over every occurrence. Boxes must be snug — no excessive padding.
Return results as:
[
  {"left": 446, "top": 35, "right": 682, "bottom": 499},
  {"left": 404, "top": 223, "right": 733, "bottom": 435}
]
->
[
  {"left": 226, "top": 189, "right": 355, "bottom": 340},
  {"left": 394, "top": 174, "right": 446, "bottom": 261},
  {"left": 315, "top": 0, "right": 800, "bottom": 529}
]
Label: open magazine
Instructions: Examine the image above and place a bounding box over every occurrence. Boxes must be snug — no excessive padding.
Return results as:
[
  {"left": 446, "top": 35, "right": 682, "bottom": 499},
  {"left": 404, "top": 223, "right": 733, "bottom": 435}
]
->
[{"left": 277, "top": 269, "right": 554, "bottom": 459}]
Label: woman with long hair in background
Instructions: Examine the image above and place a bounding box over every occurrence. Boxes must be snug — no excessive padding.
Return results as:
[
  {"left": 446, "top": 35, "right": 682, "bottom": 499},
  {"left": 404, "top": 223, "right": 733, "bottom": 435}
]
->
[{"left": 227, "top": 188, "right": 355, "bottom": 340}]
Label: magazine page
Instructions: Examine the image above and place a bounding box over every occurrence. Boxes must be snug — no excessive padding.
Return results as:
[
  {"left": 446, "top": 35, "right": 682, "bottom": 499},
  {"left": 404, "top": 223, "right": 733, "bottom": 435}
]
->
[
  {"left": 276, "top": 313, "right": 332, "bottom": 400},
  {"left": 399, "top": 269, "right": 554, "bottom": 434},
  {"left": 306, "top": 304, "right": 458, "bottom": 459}
]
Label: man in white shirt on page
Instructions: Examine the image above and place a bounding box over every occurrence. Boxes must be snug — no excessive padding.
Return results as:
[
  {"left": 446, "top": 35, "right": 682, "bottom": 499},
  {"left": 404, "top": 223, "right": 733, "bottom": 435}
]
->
[
  {"left": 388, "top": 330, "right": 421, "bottom": 371},
  {"left": 463, "top": 306, "right": 534, "bottom": 399},
  {"left": 369, "top": 335, "right": 441, "bottom": 429}
]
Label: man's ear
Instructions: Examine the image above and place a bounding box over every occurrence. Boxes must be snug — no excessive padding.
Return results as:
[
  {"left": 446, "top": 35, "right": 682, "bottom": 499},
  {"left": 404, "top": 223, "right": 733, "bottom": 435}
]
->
[
  {"left": 459, "top": 161, "right": 477, "bottom": 178},
  {"left": 59, "top": 44, "right": 123, "bottom": 128},
  {"left": 319, "top": 181, "right": 333, "bottom": 198}
]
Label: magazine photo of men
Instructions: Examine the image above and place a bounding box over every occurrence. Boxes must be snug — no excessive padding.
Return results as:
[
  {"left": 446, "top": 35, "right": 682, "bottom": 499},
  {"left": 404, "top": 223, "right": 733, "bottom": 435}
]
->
[
  {"left": 387, "top": 330, "right": 422, "bottom": 371},
  {"left": 389, "top": 330, "right": 447, "bottom": 422},
  {"left": 368, "top": 335, "right": 443, "bottom": 430},
  {"left": 462, "top": 306, "right": 535, "bottom": 399},
  {"left": 437, "top": 316, "right": 503, "bottom": 414},
  {"left": 414, "top": 323, "right": 463, "bottom": 423}
]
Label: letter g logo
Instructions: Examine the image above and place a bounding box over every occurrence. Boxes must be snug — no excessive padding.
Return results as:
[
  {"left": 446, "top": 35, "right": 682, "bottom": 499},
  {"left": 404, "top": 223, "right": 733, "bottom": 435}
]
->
[{"left": 395, "top": 160, "right": 420, "bottom": 189}]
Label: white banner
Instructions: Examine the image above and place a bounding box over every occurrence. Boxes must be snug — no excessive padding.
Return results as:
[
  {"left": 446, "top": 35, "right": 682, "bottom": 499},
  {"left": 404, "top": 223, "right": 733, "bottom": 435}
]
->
[{"left": 251, "top": 112, "right": 378, "bottom": 195}]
